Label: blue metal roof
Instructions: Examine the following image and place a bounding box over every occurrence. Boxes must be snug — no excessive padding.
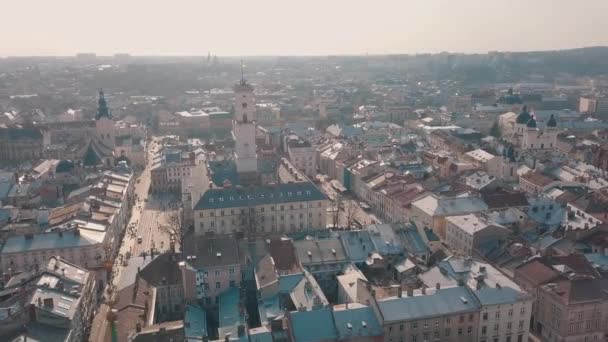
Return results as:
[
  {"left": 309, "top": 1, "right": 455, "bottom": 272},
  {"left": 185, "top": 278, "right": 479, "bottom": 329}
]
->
[
  {"left": 378, "top": 287, "right": 480, "bottom": 323},
  {"left": 338, "top": 230, "right": 374, "bottom": 263},
  {"left": 194, "top": 182, "right": 327, "bottom": 210},
  {"left": 0, "top": 183, "right": 10, "bottom": 201},
  {"left": 290, "top": 308, "right": 337, "bottom": 341},
  {"left": 218, "top": 287, "right": 246, "bottom": 341},
  {"left": 333, "top": 306, "right": 383, "bottom": 339},
  {"left": 279, "top": 273, "right": 304, "bottom": 293},
  {"left": 474, "top": 287, "right": 526, "bottom": 306},
  {"left": 398, "top": 226, "right": 429, "bottom": 255},
  {"left": 184, "top": 304, "right": 208, "bottom": 339}
]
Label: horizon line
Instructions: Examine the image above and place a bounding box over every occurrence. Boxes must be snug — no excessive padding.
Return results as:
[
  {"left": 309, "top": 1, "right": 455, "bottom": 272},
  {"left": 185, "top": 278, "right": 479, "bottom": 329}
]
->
[{"left": 2, "top": 45, "right": 607, "bottom": 59}]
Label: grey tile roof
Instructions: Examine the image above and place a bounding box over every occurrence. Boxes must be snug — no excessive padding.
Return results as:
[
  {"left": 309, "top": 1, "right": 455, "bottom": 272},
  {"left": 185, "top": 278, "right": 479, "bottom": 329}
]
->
[
  {"left": 194, "top": 182, "right": 327, "bottom": 210},
  {"left": 1, "top": 230, "right": 104, "bottom": 254},
  {"left": 473, "top": 287, "right": 529, "bottom": 306},
  {"left": 183, "top": 235, "right": 240, "bottom": 268}
]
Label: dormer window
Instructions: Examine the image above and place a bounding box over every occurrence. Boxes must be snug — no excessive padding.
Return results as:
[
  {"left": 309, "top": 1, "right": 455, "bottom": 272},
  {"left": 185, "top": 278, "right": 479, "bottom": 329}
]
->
[{"left": 242, "top": 103, "right": 248, "bottom": 108}]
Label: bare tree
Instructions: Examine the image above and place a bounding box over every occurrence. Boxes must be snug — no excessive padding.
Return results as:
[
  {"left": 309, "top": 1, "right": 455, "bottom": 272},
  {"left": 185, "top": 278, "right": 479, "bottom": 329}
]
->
[
  {"left": 238, "top": 205, "right": 264, "bottom": 238},
  {"left": 344, "top": 200, "right": 359, "bottom": 229},
  {"left": 160, "top": 211, "right": 182, "bottom": 252},
  {"left": 332, "top": 194, "right": 343, "bottom": 229}
]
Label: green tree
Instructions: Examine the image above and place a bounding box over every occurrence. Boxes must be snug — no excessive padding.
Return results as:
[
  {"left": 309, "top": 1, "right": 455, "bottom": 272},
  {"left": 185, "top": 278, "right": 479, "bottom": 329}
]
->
[{"left": 490, "top": 121, "right": 501, "bottom": 138}]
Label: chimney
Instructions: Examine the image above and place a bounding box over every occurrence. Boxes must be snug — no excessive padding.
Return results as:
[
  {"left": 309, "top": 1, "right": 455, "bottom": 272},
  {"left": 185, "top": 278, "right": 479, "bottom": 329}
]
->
[
  {"left": 406, "top": 287, "right": 413, "bottom": 297},
  {"left": 436, "top": 282, "right": 441, "bottom": 290}
]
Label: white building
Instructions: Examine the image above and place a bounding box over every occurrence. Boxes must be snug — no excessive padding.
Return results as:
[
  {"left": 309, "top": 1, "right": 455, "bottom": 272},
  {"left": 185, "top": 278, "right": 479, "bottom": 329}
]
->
[
  {"left": 445, "top": 213, "right": 511, "bottom": 256},
  {"left": 193, "top": 182, "right": 329, "bottom": 236},
  {"left": 286, "top": 137, "right": 316, "bottom": 178},
  {"left": 476, "top": 286, "right": 532, "bottom": 342},
  {"left": 521, "top": 115, "right": 559, "bottom": 151},
  {"left": 410, "top": 193, "right": 488, "bottom": 239}
]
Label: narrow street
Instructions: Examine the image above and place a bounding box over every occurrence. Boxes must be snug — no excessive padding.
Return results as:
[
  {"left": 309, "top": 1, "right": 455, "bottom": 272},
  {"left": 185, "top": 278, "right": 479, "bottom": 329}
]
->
[{"left": 89, "top": 137, "right": 179, "bottom": 342}]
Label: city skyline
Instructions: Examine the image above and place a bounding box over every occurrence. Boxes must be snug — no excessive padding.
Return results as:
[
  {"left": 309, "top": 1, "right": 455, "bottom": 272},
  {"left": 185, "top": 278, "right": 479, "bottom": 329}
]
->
[{"left": 2, "top": 0, "right": 608, "bottom": 57}]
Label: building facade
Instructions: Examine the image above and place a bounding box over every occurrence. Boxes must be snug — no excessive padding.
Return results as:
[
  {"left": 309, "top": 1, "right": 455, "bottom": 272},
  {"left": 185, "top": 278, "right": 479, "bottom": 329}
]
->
[{"left": 193, "top": 182, "right": 328, "bottom": 236}]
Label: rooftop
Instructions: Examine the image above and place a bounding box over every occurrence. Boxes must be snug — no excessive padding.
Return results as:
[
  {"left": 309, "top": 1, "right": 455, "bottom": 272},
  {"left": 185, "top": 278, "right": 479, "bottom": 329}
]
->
[
  {"left": 1, "top": 229, "right": 105, "bottom": 255},
  {"left": 182, "top": 235, "right": 240, "bottom": 268},
  {"left": 446, "top": 213, "right": 506, "bottom": 235},
  {"left": 378, "top": 286, "right": 480, "bottom": 323},
  {"left": 194, "top": 182, "right": 327, "bottom": 210},
  {"left": 289, "top": 308, "right": 337, "bottom": 342},
  {"left": 333, "top": 303, "right": 383, "bottom": 339},
  {"left": 412, "top": 193, "right": 488, "bottom": 217}
]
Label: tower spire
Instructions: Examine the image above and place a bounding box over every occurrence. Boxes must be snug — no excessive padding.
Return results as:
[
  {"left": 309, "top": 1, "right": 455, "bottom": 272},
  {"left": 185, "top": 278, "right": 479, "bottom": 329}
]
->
[
  {"left": 96, "top": 88, "right": 110, "bottom": 120},
  {"left": 240, "top": 59, "right": 245, "bottom": 86}
]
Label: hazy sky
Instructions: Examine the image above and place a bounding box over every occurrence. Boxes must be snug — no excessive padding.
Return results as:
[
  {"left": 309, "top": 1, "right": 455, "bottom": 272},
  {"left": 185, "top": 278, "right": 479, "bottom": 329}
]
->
[{"left": 2, "top": 0, "right": 608, "bottom": 56}]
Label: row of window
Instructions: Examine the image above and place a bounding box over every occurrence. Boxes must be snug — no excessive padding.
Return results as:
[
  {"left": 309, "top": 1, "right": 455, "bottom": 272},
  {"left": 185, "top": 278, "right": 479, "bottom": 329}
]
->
[
  {"left": 201, "top": 280, "right": 237, "bottom": 291},
  {"left": 202, "top": 203, "right": 323, "bottom": 218},
  {"left": 482, "top": 307, "right": 526, "bottom": 321},
  {"left": 481, "top": 321, "right": 526, "bottom": 335}
]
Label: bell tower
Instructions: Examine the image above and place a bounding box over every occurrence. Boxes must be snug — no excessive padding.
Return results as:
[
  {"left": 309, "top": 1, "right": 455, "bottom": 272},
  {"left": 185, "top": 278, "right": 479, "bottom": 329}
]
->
[
  {"left": 232, "top": 62, "right": 258, "bottom": 182},
  {"left": 95, "top": 89, "right": 115, "bottom": 148}
]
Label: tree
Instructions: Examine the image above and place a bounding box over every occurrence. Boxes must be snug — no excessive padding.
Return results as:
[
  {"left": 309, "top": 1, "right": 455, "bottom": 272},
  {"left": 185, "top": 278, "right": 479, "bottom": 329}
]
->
[
  {"left": 344, "top": 200, "right": 359, "bottom": 229},
  {"left": 331, "top": 194, "right": 343, "bottom": 229},
  {"left": 490, "top": 120, "right": 501, "bottom": 138},
  {"left": 160, "top": 211, "right": 182, "bottom": 252},
  {"left": 238, "top": 206, "right": 264, "bottom": 238}
]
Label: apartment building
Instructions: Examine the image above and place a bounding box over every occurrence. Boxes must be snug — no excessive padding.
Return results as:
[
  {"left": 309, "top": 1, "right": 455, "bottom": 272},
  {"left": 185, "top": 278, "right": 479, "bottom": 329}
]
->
[
  {"left": 0, "top": 127, "right": 44, "bottom": 163},
  {"left": 286, "top": 137, "right": 316, "bottom": 178},
  {"left": 0, "top": 256, "right": 97, "bottom": 342},
  {"left": 150, "top": 149, "right": 198, "bottom": 193},
  {"left": 476, "top": 287, "right": 532, "bottom": 342},
  {"left": 193, "top": 182, "right": 328, "bottom": 235},
  {"left": 180, "top": 235, "right": 241, "bottom": 308}
]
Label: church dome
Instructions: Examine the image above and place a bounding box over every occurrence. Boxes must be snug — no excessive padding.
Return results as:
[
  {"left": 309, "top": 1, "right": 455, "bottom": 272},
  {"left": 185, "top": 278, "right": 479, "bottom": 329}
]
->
[
  {"left": 526, "top": 117, "right": 537, "bottom": 128},
  {"left": 516, "top": 106, "right": 531, "bottom": 124},
  {"left": 547, "top": 114, "right": 557, "bottom": 128}
]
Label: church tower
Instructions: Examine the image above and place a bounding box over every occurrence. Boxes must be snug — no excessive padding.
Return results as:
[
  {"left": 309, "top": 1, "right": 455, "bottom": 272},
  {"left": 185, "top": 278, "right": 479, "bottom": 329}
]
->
[
  {"left": 95, "top": 90, "right": 115, "bottom": 149},
  {"left": 232, "top": 64, "right": 258, "bottom": 183}
]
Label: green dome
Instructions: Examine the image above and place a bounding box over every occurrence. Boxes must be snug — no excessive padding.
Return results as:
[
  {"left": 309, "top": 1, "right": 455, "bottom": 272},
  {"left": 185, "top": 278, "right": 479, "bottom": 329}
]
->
[
  {"left": 526, "top": 117, "right": 537, "bottom": 128},
  {"left": 516, "top": 106, "right": 531, "bottom": 124},
  {"left": 547, "top": 114, "right": 557, "bottom": 128}
]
